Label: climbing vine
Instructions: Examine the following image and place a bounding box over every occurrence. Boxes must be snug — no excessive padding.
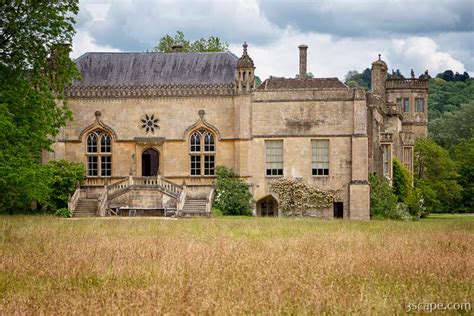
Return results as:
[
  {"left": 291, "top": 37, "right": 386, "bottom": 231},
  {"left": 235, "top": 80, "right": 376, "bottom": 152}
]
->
[{"left": 270, "top": 178, "right": 341, "bottom": 216}]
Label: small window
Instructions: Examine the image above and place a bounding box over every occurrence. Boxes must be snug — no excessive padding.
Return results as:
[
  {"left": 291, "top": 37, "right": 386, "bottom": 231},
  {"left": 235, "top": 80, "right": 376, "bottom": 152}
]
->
[
  {"left": 312, "top": 140, "right": 329, "bottom": 176},
  {"left": 402, "top": 97, "right": 410, "bottom": 112},
  {"left": 265, "top": 140, "right": 283, "bottom": 176},
  {"left": 396, "top": 97, "right": 402, "bottom": 107},
  {"left": 190, "top": 155, "right": 201, "bottom": 176},
  {"left": 87, "top": 156, "right": 98, "bottom": 177},
  {"left": 415, "top": 98, "right": 425, "bottom": 112},
  {"left": 204, "top": 155, "right": 215, "bottom": 176},
  {"left": 382, "top": 144, "right": 391, "bottom": 178},
  {"left": 87, "top": 134, "right": 97, "bottom": 153},
  {"left": 403, "top": 146, "right": 413, "bottom": 173}
]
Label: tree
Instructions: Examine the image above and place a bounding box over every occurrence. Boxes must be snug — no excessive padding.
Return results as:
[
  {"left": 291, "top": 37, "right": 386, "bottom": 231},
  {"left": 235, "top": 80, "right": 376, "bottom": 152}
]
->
[
  {"left": 427, "top": 78, "right": 473, "bottom": 121},
  {"left": 392, "top": 158, "right": 412, "bottom": 203},
  {"left": 344, "top": 68, "right": 371, "bottom": 90},
  {"left": 213, "top": 166, "right": 252, "bottom": 216},
  {"left": 436, "top": 70, "right": 455, "bottom": 81},
  {"left": 414, "top": 138, "right": 462, "bottom": 212},
  {"left": 450, "top": 138, "right": 474, "bottom": 212},
  {"left": 368, "top": 173, "right": 403, "bottom": 219},
  {"left": 429, "top": 101, "right": 474, "bottom": 148},
  {"left": 152, "top": 31, "right": 228, "bottom": 53},
  {"left": 0, "top": 1, "right": 80, "bottom": 212},
  {"left": 436, "top": 70, "right": 470, "bottom": 82}
]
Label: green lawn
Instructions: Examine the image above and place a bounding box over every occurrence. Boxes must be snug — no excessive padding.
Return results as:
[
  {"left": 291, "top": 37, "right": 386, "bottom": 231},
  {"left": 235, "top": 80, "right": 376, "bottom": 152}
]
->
[{"left": 0, "top": 214, "right": 472, "bottom": 314}]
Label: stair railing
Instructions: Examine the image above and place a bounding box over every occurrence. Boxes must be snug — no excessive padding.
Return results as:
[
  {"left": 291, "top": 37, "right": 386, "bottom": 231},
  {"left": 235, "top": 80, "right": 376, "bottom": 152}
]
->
[
  {"left": 97, "top": 188, "right": 108, "bottom": 217},
  {"left": 206, "top": 188, "right": 215, "bottom": 215},
  {"left": 176, "top": 183, "right": 187, "bottom": 217},
  {"left": 68, "top": 186, "right": 83, "bottom": 214}
]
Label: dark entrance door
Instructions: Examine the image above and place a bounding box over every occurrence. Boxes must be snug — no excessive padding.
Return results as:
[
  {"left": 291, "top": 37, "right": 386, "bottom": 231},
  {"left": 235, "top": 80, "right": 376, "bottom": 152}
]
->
[
  {"left": 258, "top": 196, "right": 278, "bottom": 217},
  {"left": 333, "top": 202, "right": 343, "bottom": 219},
  {"left": 142, "top": 149, "right": 159, "bottom": 176}
]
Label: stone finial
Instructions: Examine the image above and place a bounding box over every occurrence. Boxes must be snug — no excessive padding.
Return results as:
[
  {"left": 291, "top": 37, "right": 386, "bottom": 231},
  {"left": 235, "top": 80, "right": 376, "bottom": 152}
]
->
[
  {"left": 237, "top": 42, "right": 254, "bottom": 68},
  {"left": 378, "top": 53, "right": 381, "bottom": 61},
  {"left": 95, "top": 110, "right": 101, "bottom": 120},
  {"left": 411, "top": 69, "right": 415, "bottom": 79},
  {"left": 198, "top": 109, "right": 205, "bottom": 119}
]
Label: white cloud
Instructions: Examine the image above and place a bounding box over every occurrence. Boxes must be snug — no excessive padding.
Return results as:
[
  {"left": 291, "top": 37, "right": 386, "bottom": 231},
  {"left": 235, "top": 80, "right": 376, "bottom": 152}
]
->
[
  {"left": 71, "top": 30, "right": 121, "bottom": 59},
  {"left": 390, "top": 37, "right": 466, "bottom": 74},
  {"left": 72, "top": 0, "right": 471, "bottom": 78},
  {"left": 237, "top": 33, "right": 467, "bottom": 81}
]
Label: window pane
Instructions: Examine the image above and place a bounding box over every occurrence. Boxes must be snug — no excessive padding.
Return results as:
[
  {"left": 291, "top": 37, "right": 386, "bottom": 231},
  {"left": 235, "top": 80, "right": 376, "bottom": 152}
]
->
[
  {"left": 101, "top": 156, "right": 111, "bottom": 177},
  {"left": 204, "top": 132, "right": 215, "bottom": 152},
  {"left": 415, "top": 98, "right": 424, "bottom": 112},
  {"left": 87, "top": 134, "right": 97, "bottom": 153},
  {"left": 265, "top": 140, "right": 283, "bottom": 176},
  {"left": 190, "top": 155, "right": 201, "bottom": 176},
  {"left": 204, "top": 155, "right": 215, "bottom": 175},
  {"left": 312, "top": 140, "right": 329, "bottom": 176},
  {"left": 87, "top": 156, "right": 98, "bottom": 176},
  {"left": 101, "top": 134, "right": 111, "bottom": 153},
  {"left": 403, "top": 98, "right": 410, "bottom": 112},
  {"left": 190, "top": 133, "right": 201, "bottom": 152}
]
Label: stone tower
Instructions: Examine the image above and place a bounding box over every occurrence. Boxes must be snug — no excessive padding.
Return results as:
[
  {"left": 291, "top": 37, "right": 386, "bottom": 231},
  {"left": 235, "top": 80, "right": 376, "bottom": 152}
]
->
[
  {"left": 235, "top": 42, "right": 255, "bottom": 93},
  {"left": 371, "top": 54, "right": 388, "bottom": 100}
]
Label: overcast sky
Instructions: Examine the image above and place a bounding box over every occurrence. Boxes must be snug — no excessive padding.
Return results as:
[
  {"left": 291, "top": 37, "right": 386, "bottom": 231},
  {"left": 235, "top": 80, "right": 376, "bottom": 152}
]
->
[{"left": 72, "top": 0, "right": 473, "bottom": 80}]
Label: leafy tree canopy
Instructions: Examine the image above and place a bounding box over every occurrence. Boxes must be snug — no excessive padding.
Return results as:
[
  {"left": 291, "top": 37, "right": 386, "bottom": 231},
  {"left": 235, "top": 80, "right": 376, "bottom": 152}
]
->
[
  {"left": 152, "top": 31, "right": 229, "bottom": 53},
  {"left": 436, "top": 70, "right": 470, "bottom": 82},
  {"left": 0, "top": 0, "right": 80, "bottom": 212},
  {"left": 429, "top": 101, "right": 474, "bottom": 148},
  {"left": 344, "top": 68, "right": 371, "bottom": 90},
  {"left": 414, "top": 138, "right": 462, "bottom": 212},
  {"left": 428, "top": 78, "right": 474, "bottom": 121}
]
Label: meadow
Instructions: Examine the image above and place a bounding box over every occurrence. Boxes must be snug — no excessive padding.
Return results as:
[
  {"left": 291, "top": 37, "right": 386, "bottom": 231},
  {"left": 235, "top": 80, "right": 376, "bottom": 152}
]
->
[{"left": 0, "top": 215, "right": 472, "bottom": 314}]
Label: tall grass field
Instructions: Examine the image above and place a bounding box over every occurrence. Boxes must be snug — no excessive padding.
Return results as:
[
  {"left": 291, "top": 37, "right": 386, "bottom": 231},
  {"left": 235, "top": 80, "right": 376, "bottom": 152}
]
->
[{"left": 0, "top": 215, "right": 472, "bottom": 314}]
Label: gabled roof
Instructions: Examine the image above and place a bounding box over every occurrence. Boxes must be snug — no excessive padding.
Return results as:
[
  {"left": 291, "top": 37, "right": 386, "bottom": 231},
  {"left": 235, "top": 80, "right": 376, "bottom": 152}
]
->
[
  {"left": 72, "top": 52, "right": 238, "bottom": 87},
  {"left": 258, "top": 77, "right": 347, "bottom": 90}
]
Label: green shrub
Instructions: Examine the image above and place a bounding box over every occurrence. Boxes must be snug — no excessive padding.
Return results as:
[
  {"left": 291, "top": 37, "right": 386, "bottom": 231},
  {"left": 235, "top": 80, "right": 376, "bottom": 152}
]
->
[
  {"left": 392, "top": 158, "right": 412, "bottom": 203},
  {"left": 44, "top": 160, "right": 85, "bottom": 211},
  {"left": 369, "top": 173, "right": 399, "bottom": 219},
  {"left": 54, "top": 207, "right": 72, "bottom": 218},
  {"left": 211, "top": 208, "right": 223, "bottom": 217},
  {"left": 213, "top": 166, "right": 252, "bottom": 216}
]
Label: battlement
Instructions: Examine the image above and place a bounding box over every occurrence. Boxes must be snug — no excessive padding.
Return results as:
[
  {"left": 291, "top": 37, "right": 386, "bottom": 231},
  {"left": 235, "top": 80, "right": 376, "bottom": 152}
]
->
[{"left": 385, "top": 78, "right": 428, "bottom": 90}]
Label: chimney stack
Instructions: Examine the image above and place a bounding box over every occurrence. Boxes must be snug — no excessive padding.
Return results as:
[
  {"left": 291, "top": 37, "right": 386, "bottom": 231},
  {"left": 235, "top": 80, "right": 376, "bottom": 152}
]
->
[
  {"left": 171, "top": 43, "right": 184, "bottom": 52},
  {"left": 298, "top": 45, "right": 308, "bottom": 79}
]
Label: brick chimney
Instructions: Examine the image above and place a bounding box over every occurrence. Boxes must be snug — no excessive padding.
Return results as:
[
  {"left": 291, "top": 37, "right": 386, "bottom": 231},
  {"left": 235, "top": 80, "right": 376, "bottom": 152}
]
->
[{"left": 298, "top": 45, "right": 308, "bottom": 79}]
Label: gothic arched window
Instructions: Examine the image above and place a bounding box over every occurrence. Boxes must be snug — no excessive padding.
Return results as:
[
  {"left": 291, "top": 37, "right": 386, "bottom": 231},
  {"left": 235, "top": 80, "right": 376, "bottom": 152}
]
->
[
  {"left": 189, "top": 128, "right": 215, "bottom": 176},
  {"left": 86, "top": 129, "right": 111, "bottom": 177}
]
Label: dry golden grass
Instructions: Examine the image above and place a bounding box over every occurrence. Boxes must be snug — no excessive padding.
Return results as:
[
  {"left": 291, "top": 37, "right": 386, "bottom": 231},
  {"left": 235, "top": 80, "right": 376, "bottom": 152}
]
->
[{"left": 0, "top": 215, "right": 472, "bottom": 314}]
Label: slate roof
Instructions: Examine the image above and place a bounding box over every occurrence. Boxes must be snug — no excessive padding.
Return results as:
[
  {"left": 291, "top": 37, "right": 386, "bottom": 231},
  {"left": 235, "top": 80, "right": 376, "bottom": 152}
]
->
[
  {"left": 258, "top": 78, "right": 347, "bottom": 90},
  {"left": 72, "top": 52, "right": 238, "bottom": 87}
]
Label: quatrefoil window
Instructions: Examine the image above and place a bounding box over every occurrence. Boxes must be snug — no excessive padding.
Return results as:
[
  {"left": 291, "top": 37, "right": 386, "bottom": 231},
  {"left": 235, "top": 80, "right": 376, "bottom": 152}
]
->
[{"left": 141, "top": 114, "right": 159, "bottom": 133}]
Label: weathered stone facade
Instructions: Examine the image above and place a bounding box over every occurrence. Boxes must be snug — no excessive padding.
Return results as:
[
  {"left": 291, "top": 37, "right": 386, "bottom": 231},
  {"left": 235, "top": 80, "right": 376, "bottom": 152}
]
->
[{"left": 48, "top": 44, "right": 428, "bottom": 219}]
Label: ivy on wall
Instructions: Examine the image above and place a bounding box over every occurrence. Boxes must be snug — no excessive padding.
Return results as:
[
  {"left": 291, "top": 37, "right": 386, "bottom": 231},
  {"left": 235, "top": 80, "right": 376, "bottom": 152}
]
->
[{"left": 270, "top": 178, "right": 341, "bottom": 216}]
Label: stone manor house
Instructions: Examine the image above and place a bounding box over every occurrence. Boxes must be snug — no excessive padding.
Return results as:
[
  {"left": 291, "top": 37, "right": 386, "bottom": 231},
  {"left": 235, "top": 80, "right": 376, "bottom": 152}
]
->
[{"left": 45, "top": 43, "right": 428, "bottom": 219}]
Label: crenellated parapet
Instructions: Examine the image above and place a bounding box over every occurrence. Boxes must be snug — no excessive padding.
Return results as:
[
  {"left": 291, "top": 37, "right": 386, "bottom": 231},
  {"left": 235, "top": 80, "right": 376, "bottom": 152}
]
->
[{"left": 386, "top": 78, "right": 429, "bottom": 90}]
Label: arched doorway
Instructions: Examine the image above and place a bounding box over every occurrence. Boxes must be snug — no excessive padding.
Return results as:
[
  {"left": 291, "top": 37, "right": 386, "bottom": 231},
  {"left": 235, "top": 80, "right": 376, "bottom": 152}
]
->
[
  {"left": 257, "top": 196, "right": 278, "bottom": 217},
  {"left": 142, "top": 148, "right": 159, "bottom": 176}
]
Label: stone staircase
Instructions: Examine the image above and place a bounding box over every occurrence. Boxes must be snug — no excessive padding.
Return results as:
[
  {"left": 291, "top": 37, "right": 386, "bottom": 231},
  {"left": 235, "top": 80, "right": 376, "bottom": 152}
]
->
[
  {"left": 73, "top": 198, "right": 97, "bottom": 217},
  {"left": 180, "top": 198, "right": 209, "bottom": 217}
]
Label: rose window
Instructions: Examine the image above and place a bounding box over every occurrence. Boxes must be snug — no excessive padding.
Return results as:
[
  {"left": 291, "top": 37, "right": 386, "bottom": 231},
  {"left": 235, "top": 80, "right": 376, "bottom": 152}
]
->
[{"left": 141, "top": 114, "right": 159, "bottom": 133}]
